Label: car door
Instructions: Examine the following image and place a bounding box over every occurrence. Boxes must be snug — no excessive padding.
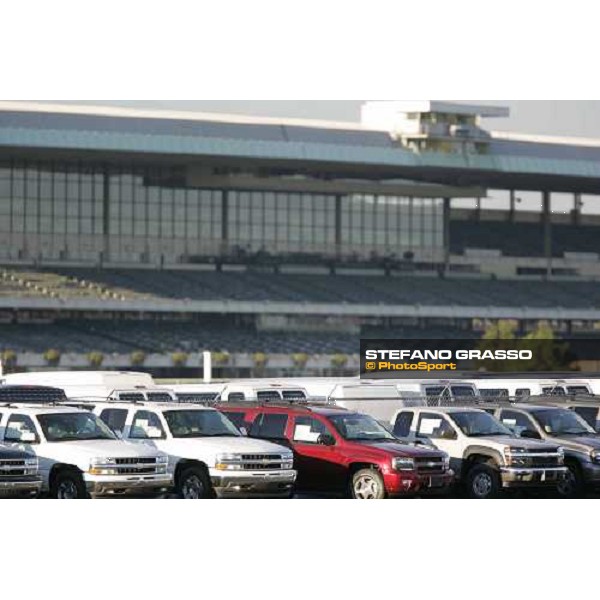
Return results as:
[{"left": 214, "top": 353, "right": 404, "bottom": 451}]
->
[
  {"left": 126, "top": 409, "right": 167, "bottom": 449},
  {"left": 289, "top": 415, "right": 344, "bottom": 492},
  {"left": 497, "top": 409, "right": 541, "bottom": 439},
  {"left": 3, "top": 413, "right": 50, "bottom": 482},
  {"left": 415, "top": 412, "right": 461, "bottom": 464}
]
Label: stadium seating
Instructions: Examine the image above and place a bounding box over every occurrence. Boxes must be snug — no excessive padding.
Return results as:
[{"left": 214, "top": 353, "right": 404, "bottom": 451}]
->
[{"left": 3, "top": 267, "right": 600, "bottom": 309}]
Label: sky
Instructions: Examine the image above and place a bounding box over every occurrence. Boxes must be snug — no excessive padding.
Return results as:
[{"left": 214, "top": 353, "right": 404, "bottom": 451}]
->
[{"left": 43, "top": 100, "right": 600, "bottom": 138}]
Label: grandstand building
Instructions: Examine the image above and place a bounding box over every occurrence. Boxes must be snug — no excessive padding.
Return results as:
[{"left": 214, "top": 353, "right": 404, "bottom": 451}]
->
[{"left": 1, "top": 100, "right": 600, "bottom": 376}]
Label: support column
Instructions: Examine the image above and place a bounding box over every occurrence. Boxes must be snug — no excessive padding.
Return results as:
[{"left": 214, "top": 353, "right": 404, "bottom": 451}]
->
[
  {"left": 542, "top": 190, "right": 552, "bottom": 278},
  {"left": 102, "top": 167, "right": 110, "bottom": 264},
  {"left": 221, "top": 189, "right": 229, "bottom": 253},
  {"left": 509, "top": 190, "right": 516, "bottom": 222},
  {"left": 443, "top": 197, "right": 451, "bottom": 275},
  {"left": 335, "top": 194, "right": 342, "bottom": 259},
  {"left": 573, "top": 193, "right": 581, "bottom": 226}
]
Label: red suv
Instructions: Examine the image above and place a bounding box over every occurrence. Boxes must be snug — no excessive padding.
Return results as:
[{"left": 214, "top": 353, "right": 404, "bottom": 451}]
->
[{"left": 218, "top": 403, "right": 454, "bottom": 499}]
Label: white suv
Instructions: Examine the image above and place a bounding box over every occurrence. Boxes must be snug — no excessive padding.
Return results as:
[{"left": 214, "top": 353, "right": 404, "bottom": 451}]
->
[
  {"left": 0, "top": 403, "right": 171, "bottom": 498},
  {"left": 91, "top": 401, "right": 297, "bottom": 498},
  {"left": 391, "top": 406, "right": 567, "bottom": 498}
]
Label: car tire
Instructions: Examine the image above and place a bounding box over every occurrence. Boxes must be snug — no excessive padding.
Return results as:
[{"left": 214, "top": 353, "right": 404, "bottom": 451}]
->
[
  {"left": 50, "top": 469, "right": 88, "bottom": 499},
  {"left": 350, "top": 468, "right": 386, "bottom": 499},
  {"left": 178, "top": 466, "right": 212, "bottom": 499},
  {"left": 557, "top": 460, "right": 585, "bottom": 498},
  {"left": 466, "top": 463, "right": 500, "bottom": 499}
]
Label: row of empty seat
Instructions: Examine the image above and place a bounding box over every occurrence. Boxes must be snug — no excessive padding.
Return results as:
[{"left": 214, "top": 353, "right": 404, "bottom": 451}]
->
[{"left": 32, "top": 267, "right": 600, "bottom": 309}]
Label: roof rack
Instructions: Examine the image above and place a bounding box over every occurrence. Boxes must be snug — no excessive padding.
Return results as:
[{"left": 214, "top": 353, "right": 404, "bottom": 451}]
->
[
  {"left": 0, "top": 385, "right": 67, "bottom": 404},
  {"left": 218, "top": 399, "right": 347, "bottom": 411}
]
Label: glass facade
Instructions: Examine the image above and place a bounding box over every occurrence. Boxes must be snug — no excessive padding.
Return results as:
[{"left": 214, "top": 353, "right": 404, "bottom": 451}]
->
[{"left": 0, "top": 159, "right": 444, "bottom": 262}]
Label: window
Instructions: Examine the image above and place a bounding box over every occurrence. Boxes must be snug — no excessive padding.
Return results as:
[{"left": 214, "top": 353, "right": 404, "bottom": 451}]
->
[
  {"left": 222, "top": 411, "right": 248, "bottom": 430},
  {"left": 250, "top": 413, "right": 288, "bottom": 440},
  {"left": 542, "top": 386, "right": 566, "bottom": 396},
  {"left": 256, "top": 391, "right": 282, "bottom": 402},
  {"left": 292, "top": 416, "right": 329, "bottom": 443},
  {"left": 571, "top": 406, "right": 599, "bottom": 429},
  {"left": 37, "top": 412, "right": 116, "bottom": 442},
  {"left": 416, "top": 413, "right": 455, "bottom": 439},
  {"left": 99, "top": 408, "right": 128, "bottom": 435},
  {"left": 499, "top": 410, "right": 536, "bottom": 436},
  {"left": 163, "top": 410, "right": 240, "bottom": 438},
  {"left": 515, "top": 388, "right": 531, "bottom": 398},
  {"left": 480, "top": 389, "right": 509, "bottom": 399},
  {"left": 228, "top": 392, "right": 245, "bottom": 402},
  {"left": 393, "top": 412, "right": 414, "bottom": 437},
  {"left": 4, "top": 414, "right": 39, "bottom": 443},
  {"left": 566, "top": 386, "right": 591, "bottom": 396},
  {"left": 130, "top": 410, "right": 166, "bottom": 439}
]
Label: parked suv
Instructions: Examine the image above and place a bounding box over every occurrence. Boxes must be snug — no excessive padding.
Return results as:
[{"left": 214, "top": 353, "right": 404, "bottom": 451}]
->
[
  {"left": 526, "top": 396, "right": 600, "bottom": 433},
  {"left": 489, "top": 403, "right": 600, "bottom": 497},
  {"left": 0, "top": 444, "right": 42, "bottom": 497},
  {"left": 92, "top": 401, "right": 296, "bottom": 498},
  {"left": 0, "top": 403, "right": 171, "bottom": 498},
  {"left": 391, "top": 406, "right": 567, "bottom": 498},
  {"left": 218, "top": 403, "right": 454, "bottom": 499}
]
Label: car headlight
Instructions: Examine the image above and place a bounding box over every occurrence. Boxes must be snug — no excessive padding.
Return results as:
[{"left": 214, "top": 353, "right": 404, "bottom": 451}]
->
[
  {"left": 557, "top": 447, "right": 565, "bottom": 465},
  {"left": 392, "top": 457, "right": 415, "bottom": 471},
  {"left": 88, "top": 457, "right": 118, "bottom": 475},
  {"left": 156, "top": 455, "right": 169, "bottom": 464},
  {"left": 504, "top": 447, "right": 528, "bottom": 467},
  {"left": 215, "top": 453, "right": 243, "bottom": 471},
  {"left": 25, "top": 458, "right": 38, "bottom": 467},
  {"left": 443, "top": 455, "right": 450, "bottom": 470}
]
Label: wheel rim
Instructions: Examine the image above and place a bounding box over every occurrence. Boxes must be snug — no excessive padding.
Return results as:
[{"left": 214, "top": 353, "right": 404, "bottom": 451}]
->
[
  {"left": 354, "top": 474, "right": 380, "bottom": 499},
  {"left": 57, "top": 480, "right": 79, "bottom": 499},
  {"left": 557, "top": 468, "right": 576, "bottom": 496},
  {"left": 472, "top": 472, "right": 493, "bottom": 498},
  {"left": 181, "top": 474, "right": 204, "bottom": 499}
]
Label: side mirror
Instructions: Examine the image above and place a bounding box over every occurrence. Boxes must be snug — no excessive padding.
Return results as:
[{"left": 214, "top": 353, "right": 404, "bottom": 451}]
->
[
  {"left": 520, "top": 429, "right": 541, "bottom": 440},
  {"left": 437, "top": 428, "right": 457, "bottom": 440},
  {"left": 318, "top": 433, "right": 336, "bottom": 446}
]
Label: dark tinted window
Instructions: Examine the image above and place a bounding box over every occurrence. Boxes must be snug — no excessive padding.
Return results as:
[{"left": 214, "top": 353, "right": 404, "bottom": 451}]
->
[
  {"left": 99, "top": 408, "right": 128, "bottom": 434},
  {"left": 515, "top": 388, "right": 530, "bottom": 398},
  {"left": 118, "top": 392, "right": 145, "bottom": 402},
  {"left": 223, "top": 411, "right": 248, "bottom": 429},
  {"left": 228, "top": 393, "right": 245, "bottom": 402},
  {"left": 393, "top": 412, "right": 414, "bottom": 437},
  {"left": 542, "top": 386, "right": 566, "bottom": 396},
  {"left": 146, "top": 392, "right": 173, "bottom": 403},
  {"left": 451, "top": 386, "right": 476, "bottom": 398},
  {"left": 256, "top": 391, "right": 281, "bottom": 402},
  {"left": 571, "top": 406, "right": 599, "bottom": 428},
  {"left": 480, "top": 389, "right": 509, "bottom": 398},
  {"left": 567, "top": 386, "right": 591, "bottom": 395},
  {"left": 282, "top": 390, "right": 306, "bottom": 400},
  {"left": 250, "top": 413, "right": 288, "bottom": 439}
]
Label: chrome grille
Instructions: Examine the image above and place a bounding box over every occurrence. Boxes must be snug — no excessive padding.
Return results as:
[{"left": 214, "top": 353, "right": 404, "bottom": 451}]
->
[{"left": 415, "top": 456, "right": 446, "bottom": 474}]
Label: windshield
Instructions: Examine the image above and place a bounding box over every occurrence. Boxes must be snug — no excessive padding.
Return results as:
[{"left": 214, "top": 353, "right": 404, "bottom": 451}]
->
[
  {"left": 38, "top": 412, "right": 117, "bottom": 442},
  {"left": 163, "top": 409, "right": 240, "bottom": 438},
  {"left": 328, "top": 413, "right": 396, "bottom": 441},
  {"left": 450, "top": 411, "right": 513, "bottom": 437},
  {"left": 531, "top": 408, "right": 595, "bottom": 435}
]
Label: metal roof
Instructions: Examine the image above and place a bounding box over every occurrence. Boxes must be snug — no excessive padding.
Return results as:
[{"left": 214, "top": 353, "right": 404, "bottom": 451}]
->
[{"left": 2, "top": 102, "right": 600, "bottom": 193}]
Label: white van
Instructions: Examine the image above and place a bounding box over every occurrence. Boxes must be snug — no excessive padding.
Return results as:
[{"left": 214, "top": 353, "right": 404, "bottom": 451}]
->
[
  {"left": 220, "top": 382, "right": 308, "bottom": 403},
  {"left": 327, "top": 381, "right": 424, "bottom": 424},
  {"left": 464, "top": 377, "right": 593, "bottom": 399},
  {"left": 1, "top": 370, "right": 176, "bottom": 403}
]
